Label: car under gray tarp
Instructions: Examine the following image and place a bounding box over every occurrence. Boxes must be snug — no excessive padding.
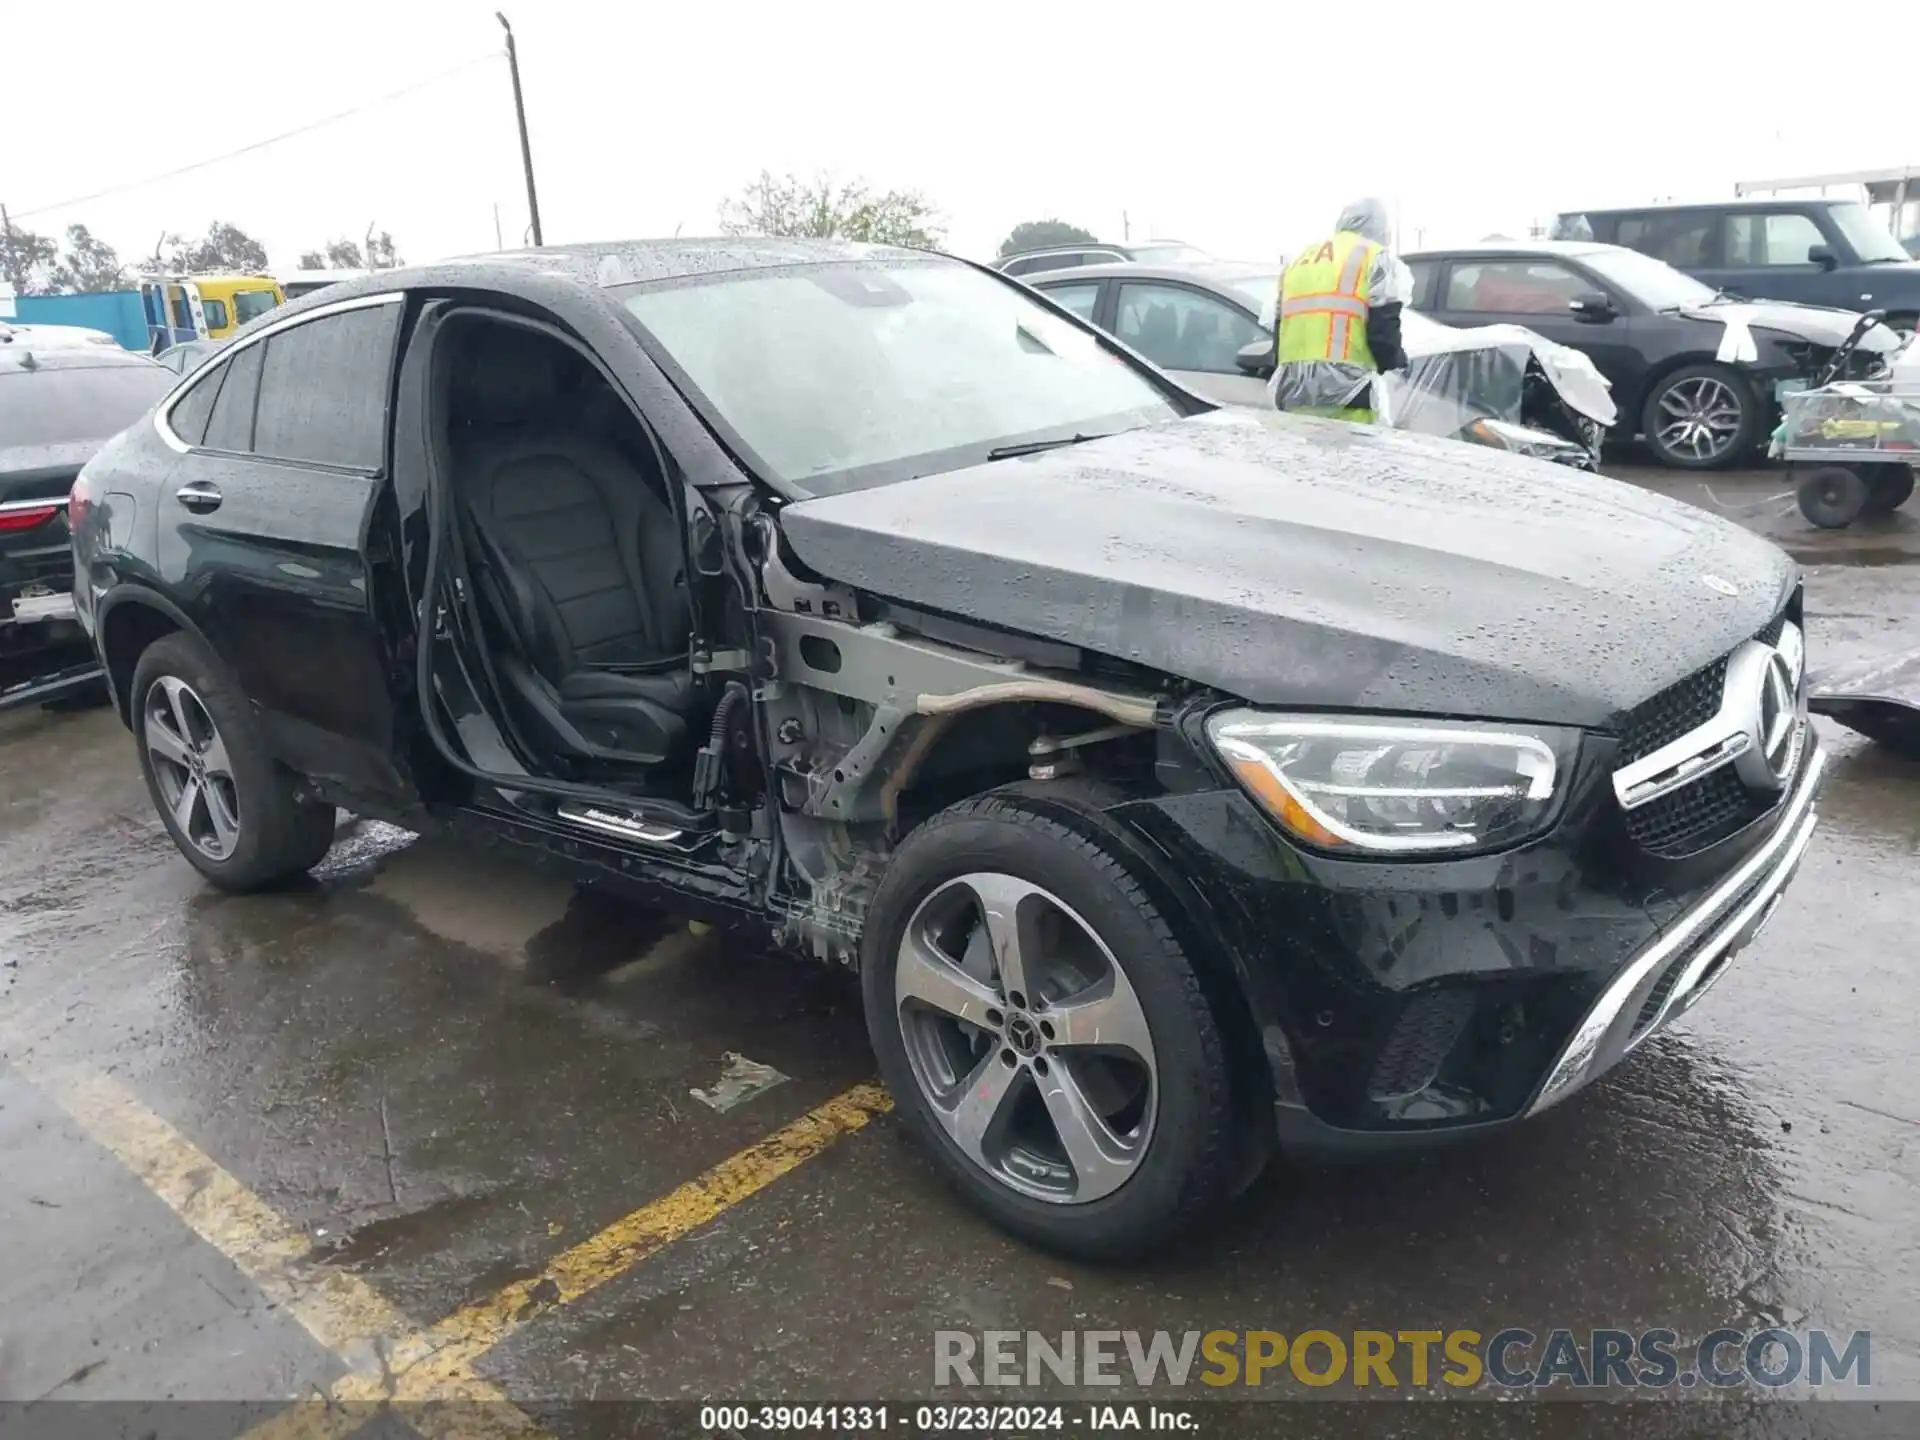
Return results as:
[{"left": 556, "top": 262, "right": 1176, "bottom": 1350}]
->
[{"left": 780, "top": 410, "right": 1794, "bottom": 727}]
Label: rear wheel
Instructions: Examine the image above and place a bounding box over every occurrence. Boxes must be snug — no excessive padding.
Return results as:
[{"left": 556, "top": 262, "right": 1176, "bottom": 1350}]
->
[
  {"left": 862, "top": 792, "right": 1240, "bottom": 1259},
  {"left": 1863, "top": 466, "right": 1916, "bottom": 516},
  {"left": 1642, "top": 363, "right": 1759, "bottom": 469},
  {"left": 1797, "top": 466, "right": 1870, "bottom": 529},
  {"left": 131, "top": 633, "right": 336, "bottom": 891}
]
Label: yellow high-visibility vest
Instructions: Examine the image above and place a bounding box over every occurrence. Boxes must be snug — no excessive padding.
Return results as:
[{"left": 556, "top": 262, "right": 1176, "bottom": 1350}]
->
[{"left": 1276, "top": 230, "right": 1380, "bottom": 369}]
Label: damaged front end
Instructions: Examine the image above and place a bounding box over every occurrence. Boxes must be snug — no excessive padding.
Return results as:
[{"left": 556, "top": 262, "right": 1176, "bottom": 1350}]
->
[
  {"left": 1385, "top": 313, "right": 1617, "bottom": 469},
  {"left": 744, "top": 512, "right": 1181, "bottom": 967}
]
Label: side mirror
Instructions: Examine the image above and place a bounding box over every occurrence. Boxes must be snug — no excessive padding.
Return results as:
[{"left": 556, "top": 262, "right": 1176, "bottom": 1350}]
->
[
  {"left": 1569, "top": 292, "right": 1615, "bottom": 324},
  {"left": 1236, "top": 338, "right": 1275, "bottom": 378},
  {"left": 1807, "top": 243, "right": 1839, "bottom": 270}
]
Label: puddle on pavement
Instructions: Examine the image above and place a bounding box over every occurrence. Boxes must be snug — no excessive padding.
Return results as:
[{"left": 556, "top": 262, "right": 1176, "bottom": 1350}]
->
[{"left": 524, "top": 884, "right": 679, "bottom": 993}]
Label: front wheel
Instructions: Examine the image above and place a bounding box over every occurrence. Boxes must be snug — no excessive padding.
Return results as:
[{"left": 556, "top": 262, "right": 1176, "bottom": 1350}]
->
[
  {"left": 862, "top": 792, "right": 1241, "bottom": 1259},
  {"left": 131, "top": 632, "right": 336, "bottom": 891},
  {"left": 1642, "top": 363, "right": 1760, "bottom": 470}
]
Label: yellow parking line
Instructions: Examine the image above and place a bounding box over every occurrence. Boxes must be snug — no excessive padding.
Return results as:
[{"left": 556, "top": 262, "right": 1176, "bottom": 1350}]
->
[
  {"left": 22, "top": 1049, "right": 890, "bottom": 1432},
  {"left": 20, "top": 1063, "right": 549, "bottom": 1439},
  {"left": 332, "top": 1082, "right": 895, "bottom": 1401}
]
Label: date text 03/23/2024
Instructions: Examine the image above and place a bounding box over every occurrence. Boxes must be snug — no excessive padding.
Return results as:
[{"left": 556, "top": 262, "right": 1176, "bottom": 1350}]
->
[{"left": 698, "top": 1405, "right": 1192, "bottom": 1432}]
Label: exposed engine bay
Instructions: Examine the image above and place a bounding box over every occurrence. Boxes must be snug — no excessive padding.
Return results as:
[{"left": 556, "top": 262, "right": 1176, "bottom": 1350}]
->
[{"left": 739, "top": 509, "right": 1179, "bottom": 965}]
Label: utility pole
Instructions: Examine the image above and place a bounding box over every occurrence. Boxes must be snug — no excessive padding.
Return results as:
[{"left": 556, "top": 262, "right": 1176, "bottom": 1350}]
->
[{"left": 496, "top": 13, "right": 543, "bottom": 247}]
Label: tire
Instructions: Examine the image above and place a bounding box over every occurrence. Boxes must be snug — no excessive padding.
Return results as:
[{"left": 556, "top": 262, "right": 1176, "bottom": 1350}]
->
[
  {"left": 1862, "top": 466, "right": 1916, "bottom": 516},
  {"left": 861, "top": 791, "right": 1238, "bottom": 1259},
  {"left": 1641, "top": 363, "right": 1761, "bottom": 470},
  {"left": 131, "top": 632, "right": 336, "bottom": 891},
  {"left": 1797, "top": 466, "right": 1870, "bottom": 529}
]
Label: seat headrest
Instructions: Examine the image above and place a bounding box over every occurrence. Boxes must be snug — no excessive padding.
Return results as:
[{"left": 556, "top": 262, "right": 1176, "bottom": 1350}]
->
[{"left": 460, "top": 329, "right": 564, "bottom": 425}]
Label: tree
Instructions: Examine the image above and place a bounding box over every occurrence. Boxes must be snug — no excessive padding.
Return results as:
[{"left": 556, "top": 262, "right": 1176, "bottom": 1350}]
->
[
  {"left": 718, "top": 171, "right": 944, "bottom": 249},
  {"left": 298, "top": 230, "right": 404, "bottom": 272},
  {"left": 48, "top": 224, "right": 126, "bottom": 293},
  {"left": 998, "top": 219, "right": 1099, "bottom": 257},
  {"left": 139, "top": 221, "right": 271, "bottom": 276},
  {"left": 0, "top": 221, "right": 60, "bottom": 295}
]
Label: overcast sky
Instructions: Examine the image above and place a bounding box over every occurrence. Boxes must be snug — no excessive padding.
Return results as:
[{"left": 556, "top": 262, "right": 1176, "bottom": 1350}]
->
[{"left": 6, "top": 0, "right": 1917, "bottom": 274}]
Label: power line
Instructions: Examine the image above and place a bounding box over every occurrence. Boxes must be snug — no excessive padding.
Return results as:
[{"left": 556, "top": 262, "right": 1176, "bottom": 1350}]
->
[{"left": 11, "top": 52, "right": 501, "bottom": 223}]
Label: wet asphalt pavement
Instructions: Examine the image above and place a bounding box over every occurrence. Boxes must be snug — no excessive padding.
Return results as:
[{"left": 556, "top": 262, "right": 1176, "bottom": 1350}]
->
[{"left": 3, "top": 460, "right": 1919, "bottom": 1437}]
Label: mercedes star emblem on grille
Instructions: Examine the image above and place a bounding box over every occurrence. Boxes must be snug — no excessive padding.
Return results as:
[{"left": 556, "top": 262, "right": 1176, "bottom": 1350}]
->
[
  {"left": 1759, "top": 649, "right": 1797, "bottom": 781},
  {"left": 1612, "top": 619, "right": 1806, "bottom": 811}
]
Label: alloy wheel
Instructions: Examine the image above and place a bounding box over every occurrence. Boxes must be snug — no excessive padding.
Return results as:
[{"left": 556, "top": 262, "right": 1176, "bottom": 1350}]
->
[
  {"left": 894, "top": 872, "right": 1157, "bottom": 1204},
  {"left": 144, "top": 676, "right": 242, "bottom": 861},
  {"left": 1654, "top": 375, "right": 1745, "bottom": 463}
]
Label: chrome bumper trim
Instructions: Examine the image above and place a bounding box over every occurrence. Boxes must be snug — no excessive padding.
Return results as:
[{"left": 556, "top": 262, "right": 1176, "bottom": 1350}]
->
[{"left": 1530, "top": 738, "right": 1826, "bottom": 1115}]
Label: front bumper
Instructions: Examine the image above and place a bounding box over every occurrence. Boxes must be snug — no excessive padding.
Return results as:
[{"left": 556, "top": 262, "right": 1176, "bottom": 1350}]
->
[
  {"left": 1526, "top": 737, "right": 1823, "bottom": 1115},
  {"left": 1115, "top": 729, "right": 1825, "bottom": 1155}
]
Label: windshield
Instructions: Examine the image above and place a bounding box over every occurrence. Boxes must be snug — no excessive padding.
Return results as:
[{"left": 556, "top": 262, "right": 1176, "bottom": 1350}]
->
[
  {"left": 232, "top": 289, "right": 281, "bottom": 323},
  {"left": 0, "top": 363, "right": 171, "bottom": 450},
  {"left": 1826, "top": 202, "right": 1910, "bottom": 263},
  {"left": 1579, "top": 247, "right": 1717, "bottom": 309},
  {"left": 622, "top": 259, "right": 1182, "bottom": 496}
]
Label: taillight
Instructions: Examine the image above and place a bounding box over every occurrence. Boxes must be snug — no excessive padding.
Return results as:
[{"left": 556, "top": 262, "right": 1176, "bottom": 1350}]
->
[
  {"left": 0, "top": 503, "right": 60, "bottom": 533},
  {"left": 67, "top": 472, "right": 96, "bottom": 534}
]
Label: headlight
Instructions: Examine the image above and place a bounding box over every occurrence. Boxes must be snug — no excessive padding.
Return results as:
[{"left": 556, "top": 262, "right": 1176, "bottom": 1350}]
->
[
  {"left": 1206, "top": 710, "right": 1578, "bottom": 855},
  {"left": 1463, "top": 417, "right": 1584, "bottom": 461}
]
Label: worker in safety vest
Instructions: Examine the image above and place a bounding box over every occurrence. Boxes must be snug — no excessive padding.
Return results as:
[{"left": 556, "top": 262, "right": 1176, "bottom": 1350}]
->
[{"left": 1270, "top": 197, "right": 1411, "bottom": 422}]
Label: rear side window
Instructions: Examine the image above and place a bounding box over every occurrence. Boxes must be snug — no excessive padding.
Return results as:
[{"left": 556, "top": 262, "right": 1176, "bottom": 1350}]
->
[
  {"left": 167, "top": 365, "right": 225, "bottom": 445},
  {"left": 202, "top": 344, "right": 265, "bottom": 452},
  {"left": 251, "top": 305, "right": 400, "bottom": 470},
  {"left": 201, "top": 299, "right": 230, "bottom": 330},
  {"left": 1614, "top": 211, "right": 1719, "bottom": 269}
]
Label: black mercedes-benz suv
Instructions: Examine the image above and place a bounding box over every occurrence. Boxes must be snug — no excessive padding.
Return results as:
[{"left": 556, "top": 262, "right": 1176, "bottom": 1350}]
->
[{"left": 71, "top": 239, "right": 1825, "bottom": 1258}]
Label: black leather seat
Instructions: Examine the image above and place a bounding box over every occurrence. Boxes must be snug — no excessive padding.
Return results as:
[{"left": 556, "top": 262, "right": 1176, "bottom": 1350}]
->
[{"left": 452, "top": 332, "right": 698, "bottom": 767}]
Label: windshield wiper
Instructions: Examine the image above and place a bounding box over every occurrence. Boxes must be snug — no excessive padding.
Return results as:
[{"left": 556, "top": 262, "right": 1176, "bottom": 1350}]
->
[{"left": 986, "top": 433, "right": 1112, "bottom": 461}]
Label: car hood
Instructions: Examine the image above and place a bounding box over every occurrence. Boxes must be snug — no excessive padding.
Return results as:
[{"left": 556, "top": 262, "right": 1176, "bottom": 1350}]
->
[
  {"left": 779, "top": 412, "right": 1797, "bottom": 728},
  {"left": 1676, "top": 298, "right": 1903, "bottom": 353}
]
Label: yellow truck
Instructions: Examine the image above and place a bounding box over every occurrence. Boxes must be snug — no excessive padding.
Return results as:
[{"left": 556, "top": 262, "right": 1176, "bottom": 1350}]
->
[{"left": 139, "top": 274, "right": 285, "bottom": 348}]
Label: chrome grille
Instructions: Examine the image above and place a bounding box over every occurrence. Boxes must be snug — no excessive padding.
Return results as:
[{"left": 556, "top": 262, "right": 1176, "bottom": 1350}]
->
[
  {"left": 1618, "top": 658, "right": 1730, "bottom": 766},
  {"left": 1623, "top": 765, "right": 1766, "bottom": 858},
  {"left": 1614, "top": 603, "right": 1799, "bottom": 856}
]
